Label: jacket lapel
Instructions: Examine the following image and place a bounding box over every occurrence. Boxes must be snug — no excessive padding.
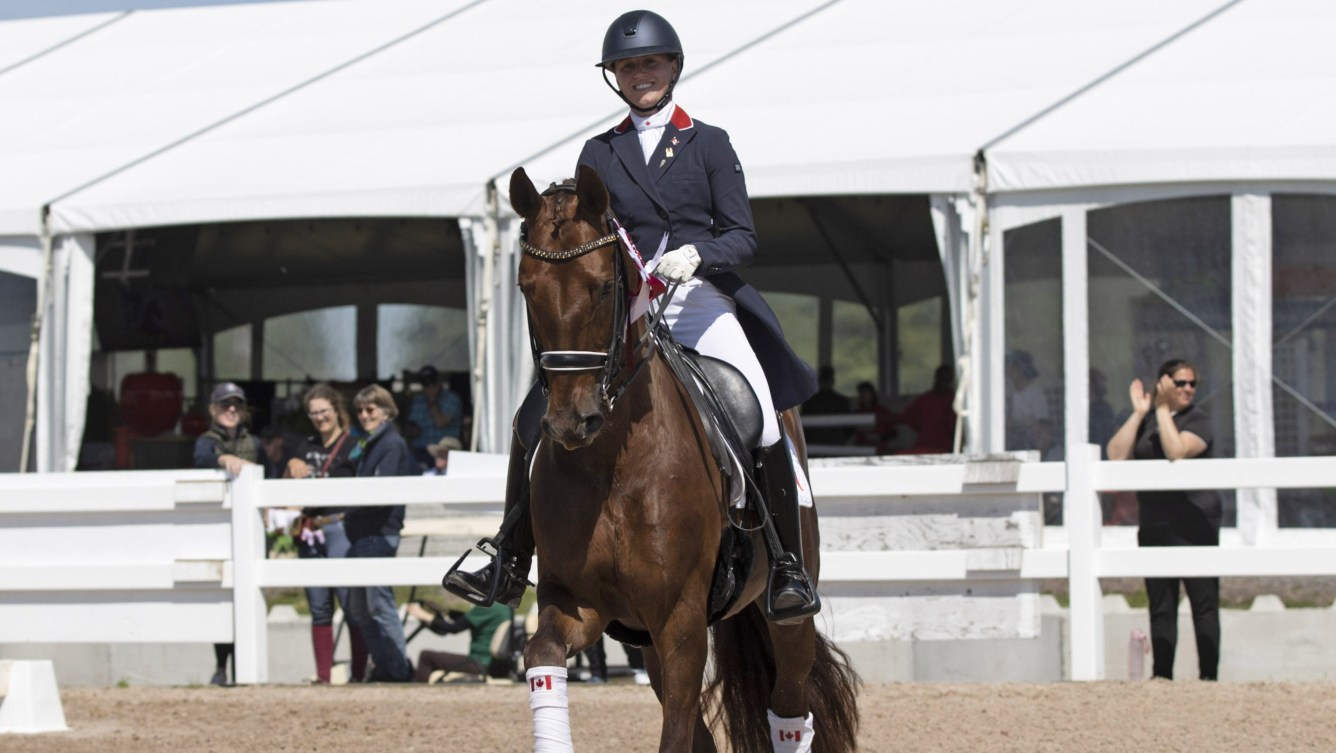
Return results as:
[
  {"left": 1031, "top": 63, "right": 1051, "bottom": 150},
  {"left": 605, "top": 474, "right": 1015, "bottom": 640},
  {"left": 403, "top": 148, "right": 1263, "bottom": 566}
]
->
[
  {"left": 651, "top": 106, "right": 697, "bottom": 185},
  {"left": 610, "top": 116, "right": 670, "bottom": 214}
]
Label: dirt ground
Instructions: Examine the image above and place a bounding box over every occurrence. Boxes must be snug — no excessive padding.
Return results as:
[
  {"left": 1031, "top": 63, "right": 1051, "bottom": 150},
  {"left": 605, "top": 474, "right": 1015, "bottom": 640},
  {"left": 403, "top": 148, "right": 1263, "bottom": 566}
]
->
[{"left": 7, "top": 680, "right": 1336, "bottom": 752}]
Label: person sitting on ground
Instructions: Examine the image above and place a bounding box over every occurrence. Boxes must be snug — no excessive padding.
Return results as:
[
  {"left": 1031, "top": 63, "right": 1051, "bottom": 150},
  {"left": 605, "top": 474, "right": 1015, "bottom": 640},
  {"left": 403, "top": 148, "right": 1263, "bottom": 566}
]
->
[{"left": 405, "top": 599, "right": 515, "bottom": 683}]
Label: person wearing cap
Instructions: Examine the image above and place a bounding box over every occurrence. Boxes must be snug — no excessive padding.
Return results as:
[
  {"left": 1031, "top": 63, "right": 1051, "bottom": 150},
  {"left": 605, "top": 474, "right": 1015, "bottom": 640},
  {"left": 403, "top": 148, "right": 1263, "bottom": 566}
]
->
[
  {"left": 193, "top": 381, "right": 268, "bottom": 685},
  {"left": 445, "top": 10, "right": 820, "bottom": 627},
  {"left": 404, "top": 365, "right": 464, "bottom": 469},
  {"left": 193, "top": 382, "right": 265, "bottom": 476}
]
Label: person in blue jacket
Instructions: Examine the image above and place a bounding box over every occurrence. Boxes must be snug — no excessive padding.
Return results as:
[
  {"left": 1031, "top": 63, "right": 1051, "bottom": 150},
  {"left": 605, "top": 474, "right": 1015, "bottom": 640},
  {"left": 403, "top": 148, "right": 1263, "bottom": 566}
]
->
[
  {"left": 446, "top": 10, "right": 819, "bottom": 624},
  {"left": 345, "top": 384, "right": 417, "bottom": 682}
]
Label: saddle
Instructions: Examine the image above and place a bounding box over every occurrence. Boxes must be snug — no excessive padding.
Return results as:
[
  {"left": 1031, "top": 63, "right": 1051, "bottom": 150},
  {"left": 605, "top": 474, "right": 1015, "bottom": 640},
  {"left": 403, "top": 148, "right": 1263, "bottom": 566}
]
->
[{"left": 517, "top": 336, "right": 761, "bottom": 648}]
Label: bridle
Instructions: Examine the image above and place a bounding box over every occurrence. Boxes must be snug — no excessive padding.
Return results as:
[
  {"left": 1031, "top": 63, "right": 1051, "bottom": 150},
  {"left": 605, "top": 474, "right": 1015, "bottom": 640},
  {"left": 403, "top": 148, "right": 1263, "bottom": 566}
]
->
[{"left": 519, "top": 182, "right": 655, "bottom": 411}]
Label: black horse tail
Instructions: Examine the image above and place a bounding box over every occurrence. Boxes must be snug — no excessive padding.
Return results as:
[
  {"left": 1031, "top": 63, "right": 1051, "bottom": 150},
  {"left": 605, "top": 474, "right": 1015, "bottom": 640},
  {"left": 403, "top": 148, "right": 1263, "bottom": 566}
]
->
[{"left": 706, "top": 607, "right": 861, "bottom": 753}]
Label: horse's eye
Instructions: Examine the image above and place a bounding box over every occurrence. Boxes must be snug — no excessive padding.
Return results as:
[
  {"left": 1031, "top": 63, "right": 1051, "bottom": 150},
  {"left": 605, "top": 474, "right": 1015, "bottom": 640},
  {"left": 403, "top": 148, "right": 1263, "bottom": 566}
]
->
[{"left": 599, "top": 280, "right": 616, "bottom": 300}]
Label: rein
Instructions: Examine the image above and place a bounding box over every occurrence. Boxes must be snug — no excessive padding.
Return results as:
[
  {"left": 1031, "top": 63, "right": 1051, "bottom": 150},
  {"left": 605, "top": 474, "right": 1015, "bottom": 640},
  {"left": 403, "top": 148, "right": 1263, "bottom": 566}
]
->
[{"left": 520, "top": 183, "right": 662, "bottom": 411}]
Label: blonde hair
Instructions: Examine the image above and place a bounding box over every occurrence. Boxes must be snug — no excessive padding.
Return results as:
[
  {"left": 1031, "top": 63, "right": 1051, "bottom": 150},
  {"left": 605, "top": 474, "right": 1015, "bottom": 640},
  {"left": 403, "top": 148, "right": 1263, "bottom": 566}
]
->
[{"left": 353, "top": 384, "right": 398, "bottom": 419}]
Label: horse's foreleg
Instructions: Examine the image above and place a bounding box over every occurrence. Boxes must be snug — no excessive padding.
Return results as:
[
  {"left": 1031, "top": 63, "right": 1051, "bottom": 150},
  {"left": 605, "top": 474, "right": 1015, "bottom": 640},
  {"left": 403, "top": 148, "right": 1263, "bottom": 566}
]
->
[
  {"left": 524, "top": 595, "right": 605, "bottom": 753},
  {"left": 649, "top": 615, "right": 712, "bottom": 753},
  {"left": 642, "top": 646, "right": 717, "bottom": 753}
]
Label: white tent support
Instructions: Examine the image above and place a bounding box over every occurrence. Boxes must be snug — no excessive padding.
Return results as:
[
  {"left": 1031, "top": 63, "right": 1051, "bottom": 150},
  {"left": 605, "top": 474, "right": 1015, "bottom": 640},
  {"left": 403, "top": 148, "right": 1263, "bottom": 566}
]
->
[
  {"left": 33, "top": 231, "right": 94, "bottom": 473},
  {"left": 1232, "top": 191, "right": 1276, "bottom": 546},
  {"left": 1061, "top": 207, "right": 1090, "bottom": 462},
  {"left": 18, "top": 212, "right": 53, "bottom": 473}
]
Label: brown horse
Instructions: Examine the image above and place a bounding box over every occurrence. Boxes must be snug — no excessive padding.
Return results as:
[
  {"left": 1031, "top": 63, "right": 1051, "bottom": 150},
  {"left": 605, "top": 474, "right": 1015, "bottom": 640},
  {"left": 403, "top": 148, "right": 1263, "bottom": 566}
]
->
[{"left": 511, "top": 165, "right": 859, "bottom": 753}]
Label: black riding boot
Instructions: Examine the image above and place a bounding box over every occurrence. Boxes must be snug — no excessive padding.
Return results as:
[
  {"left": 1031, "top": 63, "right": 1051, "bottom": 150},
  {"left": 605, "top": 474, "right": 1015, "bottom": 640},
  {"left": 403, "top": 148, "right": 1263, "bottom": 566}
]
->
[
  {"left": 443, "top": 433, "right": 534, "bottom": 607},
  {"left": 754, "top": 438, "right": 820, "bottom": 625}
]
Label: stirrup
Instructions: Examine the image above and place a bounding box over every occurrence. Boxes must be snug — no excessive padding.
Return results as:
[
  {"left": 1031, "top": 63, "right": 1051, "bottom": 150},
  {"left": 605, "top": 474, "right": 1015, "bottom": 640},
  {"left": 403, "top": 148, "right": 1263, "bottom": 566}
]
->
[
  {"left": 442, "top": 537, "right": 532, "bottom": 607},
  {"left": 764, "top": 554, "right": 820, "bottom": 625}
]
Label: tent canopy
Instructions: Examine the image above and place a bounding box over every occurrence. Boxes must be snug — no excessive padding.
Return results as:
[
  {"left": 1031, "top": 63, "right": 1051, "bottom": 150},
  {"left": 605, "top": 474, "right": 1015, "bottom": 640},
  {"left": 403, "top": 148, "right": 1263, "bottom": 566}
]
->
[{"left": 0, "top": 0, "right": 1267, "bottom": 236}]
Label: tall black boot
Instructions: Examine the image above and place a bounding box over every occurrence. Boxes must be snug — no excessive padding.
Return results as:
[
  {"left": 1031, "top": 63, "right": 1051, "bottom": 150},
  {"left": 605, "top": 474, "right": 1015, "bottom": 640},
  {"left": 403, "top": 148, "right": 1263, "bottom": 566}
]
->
[
  {"left": 754, "top": 438, "right": 820, "bottom": 624},
  {"left": 443, "top": 388, "right": 542, "bottom": 608}
]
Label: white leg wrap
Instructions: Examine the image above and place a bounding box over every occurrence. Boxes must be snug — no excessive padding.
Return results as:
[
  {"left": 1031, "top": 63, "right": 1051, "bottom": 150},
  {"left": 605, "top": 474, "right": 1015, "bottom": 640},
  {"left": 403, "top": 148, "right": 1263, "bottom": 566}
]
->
[
  {"left": 527, "top": 666, "right": 573, "bottom": 753},
  {"left": 767, "top": 710, "right": 815, "bottom": 753}
]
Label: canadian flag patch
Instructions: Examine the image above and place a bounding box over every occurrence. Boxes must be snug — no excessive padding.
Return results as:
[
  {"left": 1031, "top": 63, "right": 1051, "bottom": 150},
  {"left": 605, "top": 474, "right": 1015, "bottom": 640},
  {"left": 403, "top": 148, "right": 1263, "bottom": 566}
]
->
[
  {"left": 779, "top": 730, "right": 803, "bottom": 742},
  {"left": 530, "top": 675, "right": 553, "bottom": 692}
]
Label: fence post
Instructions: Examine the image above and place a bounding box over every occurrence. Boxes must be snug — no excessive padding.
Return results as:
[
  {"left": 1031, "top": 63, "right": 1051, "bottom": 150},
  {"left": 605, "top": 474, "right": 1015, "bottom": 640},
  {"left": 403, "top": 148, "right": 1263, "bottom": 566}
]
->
[
  {"left": 229, "top": 464, "right": 268, "bottom": 685},
  {"left": 1065, "top": 442, "right": 1104, "bottom": 680}
]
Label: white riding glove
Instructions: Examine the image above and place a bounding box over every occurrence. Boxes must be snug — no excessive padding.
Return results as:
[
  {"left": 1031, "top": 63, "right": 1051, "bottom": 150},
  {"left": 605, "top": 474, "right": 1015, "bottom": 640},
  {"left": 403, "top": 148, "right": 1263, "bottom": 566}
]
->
[{"left": 655, "top": 244, "right": 700, "bottom": 284}]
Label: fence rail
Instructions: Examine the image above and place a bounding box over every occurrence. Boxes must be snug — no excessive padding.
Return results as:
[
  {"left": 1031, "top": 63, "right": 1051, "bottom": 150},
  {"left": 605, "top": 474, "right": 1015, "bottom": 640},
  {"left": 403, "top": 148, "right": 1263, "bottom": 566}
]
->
[{"left": 2, "top": 444, "right": 1335, "bottom": 683}]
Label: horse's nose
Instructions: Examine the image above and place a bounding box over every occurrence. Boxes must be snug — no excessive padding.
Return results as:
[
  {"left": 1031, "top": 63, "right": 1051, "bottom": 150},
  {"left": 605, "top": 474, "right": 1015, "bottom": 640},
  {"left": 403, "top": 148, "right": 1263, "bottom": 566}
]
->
[{"left": 580, "top": 412, "right": 603, "bottom": 439}]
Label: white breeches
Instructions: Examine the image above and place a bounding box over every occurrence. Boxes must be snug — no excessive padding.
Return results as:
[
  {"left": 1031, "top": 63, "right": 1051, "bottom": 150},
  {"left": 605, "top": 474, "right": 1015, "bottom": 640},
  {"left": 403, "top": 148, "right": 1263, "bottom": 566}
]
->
[{"left": 662, "top": 279, "right": 779, "bottom": 447}]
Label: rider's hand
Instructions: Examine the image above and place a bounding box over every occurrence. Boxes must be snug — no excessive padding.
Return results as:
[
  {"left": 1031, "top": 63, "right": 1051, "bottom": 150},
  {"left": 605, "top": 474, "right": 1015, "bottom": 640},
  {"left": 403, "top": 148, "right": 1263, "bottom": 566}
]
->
[{"left": 656, "top": 245, "right": 700, "bottom": 284}]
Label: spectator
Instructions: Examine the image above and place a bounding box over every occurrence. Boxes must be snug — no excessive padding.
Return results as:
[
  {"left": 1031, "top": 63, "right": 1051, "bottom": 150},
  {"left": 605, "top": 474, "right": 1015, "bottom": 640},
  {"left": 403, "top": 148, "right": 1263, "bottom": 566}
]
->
[
  {"left": 1005, "top": 349, "right": 1050, "bottom": 451},
  {"left": 193, "top": 381, "right": 268, "bottom": 686},
  {"left": 284, "top": 383, "right": 367, "bottom": 685},
  {"left": 1088, "top": 368, "right": 1118, "bottom": 456},
  {"left": 851, "top": 381, "right": 897, "bottom": 454},
  {"left": 422, "top": 436, "right": 462, "bottom": 477},
  {"left": 801, "top": 364, "right": 851, "bottom": 446},
  {"left": 897, "top": 364, "right": 957, "bottom": 454},
  {"left": 346, "top": 384, "right": 417, "bottom": 683},
  {"left": 405, "top": 600, "right": 514, "bottom": 683},
  {"left": 1106, "top": 358, "right": 1221, "bottom": 681},
  {"left": 404, "top": 365, "right": 464, "bottom": 470}
]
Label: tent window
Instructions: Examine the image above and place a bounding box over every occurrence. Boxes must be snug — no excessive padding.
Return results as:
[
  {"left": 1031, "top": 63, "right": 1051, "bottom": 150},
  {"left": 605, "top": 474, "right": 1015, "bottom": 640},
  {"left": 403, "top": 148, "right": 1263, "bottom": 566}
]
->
[
  {"left": 898, "top": 296, "right": 942, "bottom": 396},
  {"left": 832, "top": 300, "right": 877, "bottom": 395},
  {"left": 1088, "top": 195, "right": 1235, "bottom": 526},
  {"left": 377, "top": 304, "right": 468, "bottom": 380},
  {"left": 1003, "top": 218, "right": 1064, "bottom": 459},
  {"left": 762, "top": 292, "right": 819, "bottom": 371},
  {"left": 262, "top": 306, "right": 356, "bottom": 382},
  {"left": 1272, "top": 194, "right": 1336, "bottom": 527},
  {"left": 0, "top": 272, "right": 36, "bottom": 472},
  {"left": 213, "top": 324, "right": 252, "bottom": 381}
]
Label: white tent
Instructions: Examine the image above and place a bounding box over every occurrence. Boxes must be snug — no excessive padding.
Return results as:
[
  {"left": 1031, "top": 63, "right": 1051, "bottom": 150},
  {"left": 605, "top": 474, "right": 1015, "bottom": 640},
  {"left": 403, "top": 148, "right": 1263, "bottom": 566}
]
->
[{"left": 2, "top": 0, "right": 1332, "bottom": 481}]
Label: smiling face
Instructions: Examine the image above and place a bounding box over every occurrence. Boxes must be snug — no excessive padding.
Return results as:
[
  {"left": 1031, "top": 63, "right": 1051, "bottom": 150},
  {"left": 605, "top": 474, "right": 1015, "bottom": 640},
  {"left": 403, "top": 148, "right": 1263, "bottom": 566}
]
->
[
  {"left": 612, "top": 53, "right": 677, "bottom": 112},
  {"left": 1166, "top": 366, "right": 1197, "bottom": 412},
  {"left": 211, "top": 398, "right": 244, "bottom": 430},
  {"left": 306, "top": 397, "right": 338, "bottom": 437},
  {"left": 357, "top": 402, "right": 386, "bottom": 434}
]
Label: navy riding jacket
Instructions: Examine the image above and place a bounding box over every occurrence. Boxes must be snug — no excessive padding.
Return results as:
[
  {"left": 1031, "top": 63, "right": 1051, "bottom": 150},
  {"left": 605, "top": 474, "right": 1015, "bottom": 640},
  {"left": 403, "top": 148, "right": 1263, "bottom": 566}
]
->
[{"left": 576, "top": 106, "right": 817, "bottom": 411}]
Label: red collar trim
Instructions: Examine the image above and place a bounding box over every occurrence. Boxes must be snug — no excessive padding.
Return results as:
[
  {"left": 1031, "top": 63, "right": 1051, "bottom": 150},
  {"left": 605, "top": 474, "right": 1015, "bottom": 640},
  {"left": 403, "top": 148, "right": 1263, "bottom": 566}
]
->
[
  {"left": 670, "top": 106, "right": 694, "bottom": 130},
  {"left": 611, "top": 106, "right": 693, "bottom": 135}
]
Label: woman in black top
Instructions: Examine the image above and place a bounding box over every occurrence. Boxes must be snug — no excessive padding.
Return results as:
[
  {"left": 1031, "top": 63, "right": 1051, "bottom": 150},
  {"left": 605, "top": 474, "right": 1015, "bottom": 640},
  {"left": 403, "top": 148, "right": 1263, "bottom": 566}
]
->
[
  {"left": 285, "top": 383, "right": 361, "bottom": 684},
  {"left": 1107, "top": 358, "right": 1220, "bottom": 680}
]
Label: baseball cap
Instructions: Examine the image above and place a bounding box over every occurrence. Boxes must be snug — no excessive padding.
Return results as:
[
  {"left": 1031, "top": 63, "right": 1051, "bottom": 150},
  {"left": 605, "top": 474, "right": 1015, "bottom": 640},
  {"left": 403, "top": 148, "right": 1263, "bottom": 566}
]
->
[
  {"left": 417, "top": 365, "right": 440, "bottom": 383},
  {"left": 210, "top": 382, "right": 246, "bottom": 405}
]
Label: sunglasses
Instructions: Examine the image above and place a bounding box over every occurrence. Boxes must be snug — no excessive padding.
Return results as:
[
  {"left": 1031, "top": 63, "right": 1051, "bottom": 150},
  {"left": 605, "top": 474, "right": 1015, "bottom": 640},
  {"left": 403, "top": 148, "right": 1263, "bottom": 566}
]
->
[
  {"left": 219, "top": 398, "right": 245, "bottom": 411},
  {"left": 356, "top": 405, "right": 382, "bottom": 415},
  {"left": 1172, "top": 379, "right": 1197, "bottom": 388}
]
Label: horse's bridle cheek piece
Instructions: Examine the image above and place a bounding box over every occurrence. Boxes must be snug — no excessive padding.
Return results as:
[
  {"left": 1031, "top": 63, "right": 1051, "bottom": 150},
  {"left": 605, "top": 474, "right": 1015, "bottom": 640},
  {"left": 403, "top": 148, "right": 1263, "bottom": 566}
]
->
[{"left": 520, "top": 197, "right": 632, "bottom": 411}]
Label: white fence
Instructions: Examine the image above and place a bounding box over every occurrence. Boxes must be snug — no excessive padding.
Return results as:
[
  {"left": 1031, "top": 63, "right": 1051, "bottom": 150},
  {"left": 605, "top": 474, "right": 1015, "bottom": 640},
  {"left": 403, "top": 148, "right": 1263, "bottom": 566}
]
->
[{"left": 2, "top": 445, "right": 1335, "bottom": 684}]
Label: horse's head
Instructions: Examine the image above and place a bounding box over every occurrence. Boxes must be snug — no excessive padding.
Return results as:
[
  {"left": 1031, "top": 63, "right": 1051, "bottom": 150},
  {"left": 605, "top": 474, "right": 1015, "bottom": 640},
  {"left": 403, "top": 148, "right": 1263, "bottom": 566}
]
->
[{"left": 512, "top": 165, "right": 623, "bottom": 450}]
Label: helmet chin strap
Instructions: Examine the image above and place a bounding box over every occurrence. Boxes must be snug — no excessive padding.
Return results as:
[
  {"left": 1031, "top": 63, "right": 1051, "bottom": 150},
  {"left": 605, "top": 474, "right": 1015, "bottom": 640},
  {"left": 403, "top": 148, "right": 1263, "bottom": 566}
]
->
[{"left": 601, "top": 66, "right": 680, "bottom": 116}]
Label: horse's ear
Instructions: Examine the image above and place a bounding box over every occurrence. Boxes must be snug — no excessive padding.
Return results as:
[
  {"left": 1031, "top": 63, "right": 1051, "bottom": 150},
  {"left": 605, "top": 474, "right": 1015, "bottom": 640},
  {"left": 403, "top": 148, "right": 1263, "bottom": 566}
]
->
[
  {"left": 574, "top": 164, "right": 609, "bottom": 219},
  {"left": 510, "top": 167, "right": 542, "bottom": 220}
]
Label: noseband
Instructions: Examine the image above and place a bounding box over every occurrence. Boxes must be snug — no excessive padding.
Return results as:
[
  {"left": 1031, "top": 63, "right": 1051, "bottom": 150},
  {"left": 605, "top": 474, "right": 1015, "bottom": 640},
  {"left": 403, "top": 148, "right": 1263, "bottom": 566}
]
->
[{"left": 519, "top": 183, "right": 632, "bottom": 409}]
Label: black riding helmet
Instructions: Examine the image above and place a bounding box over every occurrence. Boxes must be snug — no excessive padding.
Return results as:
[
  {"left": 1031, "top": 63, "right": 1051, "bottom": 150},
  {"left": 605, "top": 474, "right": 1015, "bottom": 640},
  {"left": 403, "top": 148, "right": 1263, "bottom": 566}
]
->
[{"left": 597, "top": 10, "right": 684, "bottom": 115}]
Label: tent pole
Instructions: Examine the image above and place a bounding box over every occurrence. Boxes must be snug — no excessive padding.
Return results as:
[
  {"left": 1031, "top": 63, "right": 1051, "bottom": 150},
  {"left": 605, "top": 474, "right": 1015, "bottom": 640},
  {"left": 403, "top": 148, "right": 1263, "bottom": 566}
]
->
[
  {"left": 20, "top": 206, "right": 55, "bottom": 473},
  {"left": 954, "top": 152, "right": 989, "bottom": 454},
  {"left": 470, "top": 180, "right": 499, "bottom": 453}
]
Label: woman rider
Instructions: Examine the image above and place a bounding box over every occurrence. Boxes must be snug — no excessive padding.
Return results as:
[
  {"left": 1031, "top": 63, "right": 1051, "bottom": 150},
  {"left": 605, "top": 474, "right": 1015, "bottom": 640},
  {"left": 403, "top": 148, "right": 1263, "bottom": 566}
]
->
[{"left": 445, "top": 9, "right": 820, "bottom": 624}]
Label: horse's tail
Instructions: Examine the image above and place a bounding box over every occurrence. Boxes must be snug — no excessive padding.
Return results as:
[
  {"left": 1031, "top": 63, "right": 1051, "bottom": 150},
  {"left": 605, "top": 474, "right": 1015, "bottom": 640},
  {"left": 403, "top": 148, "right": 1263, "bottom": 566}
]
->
[{"left": 706, "top": 608, "right": 861, "bottom": 753}]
